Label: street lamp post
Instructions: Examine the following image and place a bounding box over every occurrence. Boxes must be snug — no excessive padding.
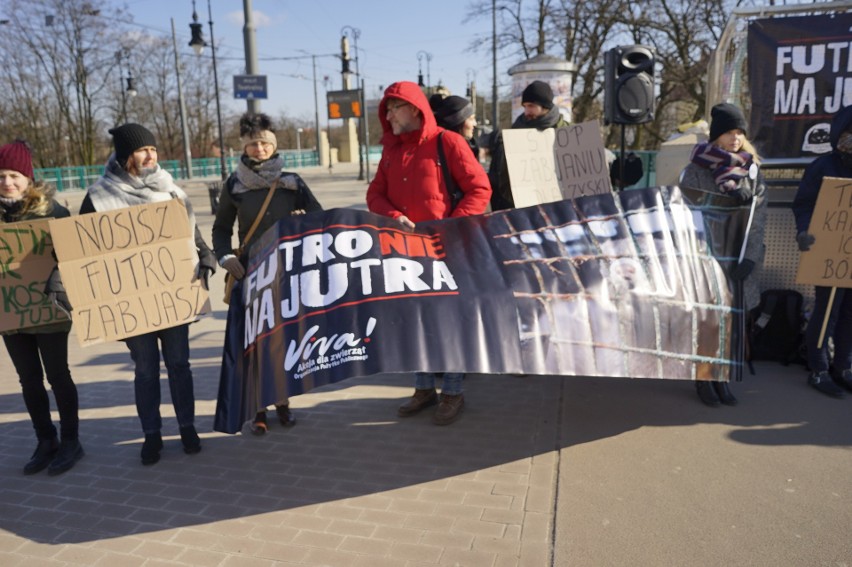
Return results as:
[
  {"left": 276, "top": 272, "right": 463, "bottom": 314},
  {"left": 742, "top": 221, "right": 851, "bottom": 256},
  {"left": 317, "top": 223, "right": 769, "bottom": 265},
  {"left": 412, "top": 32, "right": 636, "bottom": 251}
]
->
[
  {"left": 171, "top": 17, "right": 193, "bottom": 179},
  {"left": 116, "top": 51, "right": 137, "bottom": 123},
  {"left": 417, "top": 50, "right": 432, "bottom": 94},
  {"left": 189, "top": 0, "right": 227, "bottom": 181},
  {"left": 341, "top": 25, "right": 365, "bottom": 181},
  {"left": 296, "top": 128, "right": 303, "bottom": 152}
]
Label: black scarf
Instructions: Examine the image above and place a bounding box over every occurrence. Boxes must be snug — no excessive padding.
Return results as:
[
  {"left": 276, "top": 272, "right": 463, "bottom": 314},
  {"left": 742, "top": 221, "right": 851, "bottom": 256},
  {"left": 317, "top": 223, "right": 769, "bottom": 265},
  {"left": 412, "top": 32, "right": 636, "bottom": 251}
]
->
[{"left": 511, "top": 106, "right": 563, "bottom": 130}]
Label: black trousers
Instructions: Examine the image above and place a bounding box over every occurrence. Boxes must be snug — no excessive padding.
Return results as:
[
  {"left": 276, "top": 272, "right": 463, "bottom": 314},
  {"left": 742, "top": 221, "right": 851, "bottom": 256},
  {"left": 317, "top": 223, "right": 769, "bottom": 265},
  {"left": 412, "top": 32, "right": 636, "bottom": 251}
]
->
[{"left": 3, "top": 331, "right": 79, "bottom": 441}]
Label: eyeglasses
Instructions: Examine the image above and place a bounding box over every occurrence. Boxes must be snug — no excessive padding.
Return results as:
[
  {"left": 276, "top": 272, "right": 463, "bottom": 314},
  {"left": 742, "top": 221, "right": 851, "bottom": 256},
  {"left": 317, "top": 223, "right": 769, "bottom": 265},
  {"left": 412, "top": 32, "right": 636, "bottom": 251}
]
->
[{"left": 386, "top": 102, "right": 409, "bottom": 114}]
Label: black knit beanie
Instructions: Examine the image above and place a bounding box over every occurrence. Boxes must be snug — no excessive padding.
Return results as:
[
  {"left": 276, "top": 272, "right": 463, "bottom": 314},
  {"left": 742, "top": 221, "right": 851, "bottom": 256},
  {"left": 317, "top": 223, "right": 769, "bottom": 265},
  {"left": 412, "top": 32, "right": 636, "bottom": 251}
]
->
[
  {"left": 521, "top": 80, "right": 554, "bottom": 109},
  {"left": 109, "top": 123, "right": 157, "bottom": 165},
  {"left": 434, "top": 95, "right": 474, "bottom": 130},
  {"left": 709, "top": 103, "right": 747, "bottom": 141}
]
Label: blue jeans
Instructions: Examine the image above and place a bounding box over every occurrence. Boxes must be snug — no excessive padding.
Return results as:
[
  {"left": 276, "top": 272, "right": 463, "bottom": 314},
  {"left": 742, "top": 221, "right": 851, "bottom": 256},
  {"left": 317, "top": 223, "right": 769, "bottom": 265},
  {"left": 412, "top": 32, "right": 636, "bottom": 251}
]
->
[
  {"left": 806, "top": 286, "right": 852, "bottom": 373},
  {"left": 415, "top": 373, "right": 464, "bottom": 395},
  {"left": 125, "top": 324, "right": 195, "bottom": 434}
]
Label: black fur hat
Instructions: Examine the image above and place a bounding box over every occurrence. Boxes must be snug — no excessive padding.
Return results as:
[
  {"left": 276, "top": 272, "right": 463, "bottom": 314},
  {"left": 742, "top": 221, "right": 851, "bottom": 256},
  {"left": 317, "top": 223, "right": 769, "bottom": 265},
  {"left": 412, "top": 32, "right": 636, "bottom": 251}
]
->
[{"left": 239, "top": 113, "right": 276, "bottom": 137}]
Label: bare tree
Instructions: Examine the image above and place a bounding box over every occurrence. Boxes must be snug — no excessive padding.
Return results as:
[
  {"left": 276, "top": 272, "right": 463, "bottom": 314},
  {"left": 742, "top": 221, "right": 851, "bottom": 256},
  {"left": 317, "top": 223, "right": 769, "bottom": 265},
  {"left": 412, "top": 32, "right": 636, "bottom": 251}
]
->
[
  {"left": 0, "top": 0, "right": 228, "bottom": 169},
  {"left": 465, "top": 0, "right": 738, "bottom": 148}
]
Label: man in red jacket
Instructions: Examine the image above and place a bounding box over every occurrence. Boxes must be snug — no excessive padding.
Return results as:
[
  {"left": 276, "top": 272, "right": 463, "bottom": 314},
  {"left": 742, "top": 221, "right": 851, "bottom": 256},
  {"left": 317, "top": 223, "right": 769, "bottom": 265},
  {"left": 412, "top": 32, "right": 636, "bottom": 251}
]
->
[{"left": 367, "top": 81, "right": 492, "bottom": 425}]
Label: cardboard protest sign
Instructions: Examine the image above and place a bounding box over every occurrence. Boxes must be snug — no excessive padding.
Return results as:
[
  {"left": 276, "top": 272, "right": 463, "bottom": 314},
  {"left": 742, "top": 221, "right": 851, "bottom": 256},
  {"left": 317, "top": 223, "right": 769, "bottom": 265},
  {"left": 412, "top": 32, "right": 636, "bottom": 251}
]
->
[
  {"left": 796, "top": 177, "right": 852, "bottom": 287},
  {"left": 49, "top": 199, "right": 210, "bottom": 346},
  {"left": 503, "top": 120, "right": 612, "bottom": 208},
  {"left": 0, "top": 218, "right": 69, "bottom": 332}
]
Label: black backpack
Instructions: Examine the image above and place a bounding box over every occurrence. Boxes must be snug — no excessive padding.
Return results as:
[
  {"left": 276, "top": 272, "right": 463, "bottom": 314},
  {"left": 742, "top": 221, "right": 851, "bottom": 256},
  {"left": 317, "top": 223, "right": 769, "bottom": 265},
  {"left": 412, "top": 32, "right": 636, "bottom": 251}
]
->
[{"left": 749, "top": 289, "right": 806, "bottom": 365}]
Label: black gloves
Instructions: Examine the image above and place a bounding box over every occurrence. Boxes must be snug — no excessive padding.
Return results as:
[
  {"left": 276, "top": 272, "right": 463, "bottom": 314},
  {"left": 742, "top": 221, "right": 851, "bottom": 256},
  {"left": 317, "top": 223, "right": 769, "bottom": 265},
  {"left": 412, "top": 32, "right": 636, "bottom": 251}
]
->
[
  {"left": 796, "top": 231, "right": 815, "bottom": 252},
  {"left": 194, "top": 264, "right": 215, "bottom": 290},
  {"left": 730, "top": 259, "right": 755, "bottom": 281}
]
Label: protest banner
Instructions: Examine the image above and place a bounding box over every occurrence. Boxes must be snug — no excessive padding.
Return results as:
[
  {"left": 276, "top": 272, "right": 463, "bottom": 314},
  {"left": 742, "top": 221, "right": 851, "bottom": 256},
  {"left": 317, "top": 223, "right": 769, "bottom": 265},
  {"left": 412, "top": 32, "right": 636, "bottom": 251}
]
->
[
  {"left": 0, "top": 218, "right": 69, "bottom": 332},
  {"left": 503, "top": 120, "right": 612, "bottom": 207},
  {"left": 49, "top": 199, "right": 210, "bottom": 346},
  {"left": 748, "top": 13, "right": 852, "bottom": 159},
  {"left": 214, "top": 186, "right": 734, "bottom": 433},
  {"left": 796, "top": 177, "right": 852, "bottom": 287}
]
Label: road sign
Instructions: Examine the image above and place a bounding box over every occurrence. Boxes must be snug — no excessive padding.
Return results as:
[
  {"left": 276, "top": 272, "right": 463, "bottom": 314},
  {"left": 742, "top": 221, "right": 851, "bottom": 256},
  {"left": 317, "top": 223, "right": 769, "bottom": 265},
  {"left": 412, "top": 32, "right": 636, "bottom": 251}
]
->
[
  {"left": 234, "top": 75, "right": 267, "bottom": 100},
  {"left": 327, "top": 89, "right": 362, "bottom": 119}
]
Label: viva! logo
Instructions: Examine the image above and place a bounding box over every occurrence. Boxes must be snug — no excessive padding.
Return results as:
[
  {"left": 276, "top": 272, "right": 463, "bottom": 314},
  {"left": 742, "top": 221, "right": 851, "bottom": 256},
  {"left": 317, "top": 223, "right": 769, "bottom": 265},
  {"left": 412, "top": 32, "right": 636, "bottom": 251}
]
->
[{"left": 284, "top": 317, "right": 376, "bottom": 372}]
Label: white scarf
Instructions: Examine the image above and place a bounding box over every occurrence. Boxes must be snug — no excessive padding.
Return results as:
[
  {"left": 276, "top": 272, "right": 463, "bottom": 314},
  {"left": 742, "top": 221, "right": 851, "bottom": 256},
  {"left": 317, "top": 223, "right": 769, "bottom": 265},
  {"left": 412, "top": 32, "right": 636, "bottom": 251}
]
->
[{"left": 87, "top": 154, "right": 197, "bottom": 233}]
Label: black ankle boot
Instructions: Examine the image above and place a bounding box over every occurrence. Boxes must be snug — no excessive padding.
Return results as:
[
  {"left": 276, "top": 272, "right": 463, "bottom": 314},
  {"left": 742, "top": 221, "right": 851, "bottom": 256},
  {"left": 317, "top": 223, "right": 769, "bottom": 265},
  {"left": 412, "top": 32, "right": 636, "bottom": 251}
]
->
[
  {"left": 23, "top": 438, "right": 59, "bottom": 475},
  {"left": 141, "top": 432, "right": 163, "bottom": 465},
  {"left": 713, "top": 381, "right": 738, "bottom": 406},
  {"left": 180, "top": 425, "right": 201, "bottom": 455},
  {"left": 48, "top": 439, "right": 84, "bottom": 476},
  {"left": 696, "top": 381, "right": 721, "bottom": 407}
]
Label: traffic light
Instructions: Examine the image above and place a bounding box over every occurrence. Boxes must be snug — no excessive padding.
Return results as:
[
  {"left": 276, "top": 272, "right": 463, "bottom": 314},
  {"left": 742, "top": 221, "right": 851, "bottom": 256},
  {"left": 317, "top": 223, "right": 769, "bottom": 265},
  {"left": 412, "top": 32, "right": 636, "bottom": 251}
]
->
[{"left": 604, "top": 45, "right": 656, "bottom": 125}]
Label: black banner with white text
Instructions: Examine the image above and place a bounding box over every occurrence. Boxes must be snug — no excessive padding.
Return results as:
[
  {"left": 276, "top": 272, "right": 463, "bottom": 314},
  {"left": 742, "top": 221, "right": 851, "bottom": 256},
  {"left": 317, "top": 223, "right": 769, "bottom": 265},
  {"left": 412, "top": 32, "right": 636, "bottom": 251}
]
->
[{"left": 214, "top": 186, "right": 735, "bottom": 433}]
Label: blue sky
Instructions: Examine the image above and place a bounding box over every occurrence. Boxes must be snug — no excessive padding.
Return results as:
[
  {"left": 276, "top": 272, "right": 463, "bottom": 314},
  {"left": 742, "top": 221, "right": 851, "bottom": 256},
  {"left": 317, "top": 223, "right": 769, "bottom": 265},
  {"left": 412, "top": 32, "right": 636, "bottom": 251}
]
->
[{"left": 124, "top": 0, "right": 497, "bottom": 124}]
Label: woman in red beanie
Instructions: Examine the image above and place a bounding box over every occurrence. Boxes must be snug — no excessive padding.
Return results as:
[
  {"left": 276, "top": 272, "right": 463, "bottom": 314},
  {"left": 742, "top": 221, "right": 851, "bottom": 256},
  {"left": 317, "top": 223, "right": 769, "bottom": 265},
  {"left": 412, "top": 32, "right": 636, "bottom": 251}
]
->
[{"left": 0, "top": 140, "right": 84, "bottom": 475}]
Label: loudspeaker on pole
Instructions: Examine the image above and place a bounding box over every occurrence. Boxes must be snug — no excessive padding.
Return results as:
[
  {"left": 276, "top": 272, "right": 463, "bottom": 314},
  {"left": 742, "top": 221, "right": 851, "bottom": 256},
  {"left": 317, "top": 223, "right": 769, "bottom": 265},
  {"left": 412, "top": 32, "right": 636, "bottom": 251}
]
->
[{"left": 604, "top": 45, "right": 656, "bottom": 125}]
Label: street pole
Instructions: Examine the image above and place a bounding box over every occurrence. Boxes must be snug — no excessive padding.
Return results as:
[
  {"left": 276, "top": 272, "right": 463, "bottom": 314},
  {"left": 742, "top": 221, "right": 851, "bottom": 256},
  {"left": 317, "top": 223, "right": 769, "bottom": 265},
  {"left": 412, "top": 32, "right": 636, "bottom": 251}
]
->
[
  {"left": 117, "top": 51, "right": 127, "bottom": 123},
  {"left": 243, "top": 0, "right": 260, "bottom": 114},
  {"left": 171, "top": 18, "right": 193, "bottom": 179},
  {"left": 492, "top": 0, "right": 498, "bottom": 129},
  {"left": 191, "top": 0, "right": 227, "bottom": 180},
  {"left": 312, "top": 54, "right": 321, "bottom": 159},
  {"left": 342, "top": 26, "right": 364, "bottom": 181}
]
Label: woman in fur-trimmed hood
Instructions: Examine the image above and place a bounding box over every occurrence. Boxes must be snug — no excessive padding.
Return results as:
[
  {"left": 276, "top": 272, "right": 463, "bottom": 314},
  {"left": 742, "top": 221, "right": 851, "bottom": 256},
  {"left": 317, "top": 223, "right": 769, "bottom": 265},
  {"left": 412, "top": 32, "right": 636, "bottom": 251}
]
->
[{"left": 0, "top": 139, "right": 83, "bottom": 476}]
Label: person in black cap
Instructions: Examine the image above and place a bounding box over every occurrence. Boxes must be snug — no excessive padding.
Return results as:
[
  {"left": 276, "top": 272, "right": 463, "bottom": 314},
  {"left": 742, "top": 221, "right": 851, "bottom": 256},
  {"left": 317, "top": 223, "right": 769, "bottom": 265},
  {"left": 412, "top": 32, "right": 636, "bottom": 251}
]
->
[
  {"left": 679, "top": 103, "right": 767, "bottom": 407},
  {"left": 76, "top": 123, "right": 217, "bottom": 465},
  {"left": 432, "top": 95, "right": 480, "bottom": 160},
  {"left": 793, "top": 104, "right": 852, "bottom": 399},
  {"left": 1, "top": 140, "right": 84, "bottom": 476},
  {"left": 488, "top": 80, "right": 569, "bottom": 210}
]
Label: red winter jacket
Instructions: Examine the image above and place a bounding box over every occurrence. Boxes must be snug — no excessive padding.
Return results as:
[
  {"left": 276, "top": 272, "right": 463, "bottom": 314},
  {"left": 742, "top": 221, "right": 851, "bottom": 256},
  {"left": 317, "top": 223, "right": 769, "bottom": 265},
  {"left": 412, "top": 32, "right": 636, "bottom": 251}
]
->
[{"left": 366, "top": 81, "right": 491, "bottom": 223}]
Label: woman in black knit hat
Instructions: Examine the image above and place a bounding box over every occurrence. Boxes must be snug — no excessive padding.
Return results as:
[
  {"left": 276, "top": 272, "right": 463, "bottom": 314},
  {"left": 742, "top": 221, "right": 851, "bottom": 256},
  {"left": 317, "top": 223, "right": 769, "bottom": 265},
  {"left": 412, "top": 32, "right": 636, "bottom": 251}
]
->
[
  {"left": 78, "top": 123, "right": 217, "bottom": 465},
  {"left": 432, "top": 95, "right": 481, "bottom": 161},
  {"left": 680, "top": 103, "right": 767, "bottom": 407},
  {"left": 0, "top": 140, "right": 84, "bottom": 476}
]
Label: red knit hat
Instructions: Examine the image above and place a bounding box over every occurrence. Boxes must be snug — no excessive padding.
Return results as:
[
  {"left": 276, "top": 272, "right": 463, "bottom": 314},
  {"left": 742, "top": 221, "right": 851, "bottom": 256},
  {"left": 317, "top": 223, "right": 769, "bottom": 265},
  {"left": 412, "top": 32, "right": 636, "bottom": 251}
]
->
[{"left": 0, "top": 140, "right": 34, "bottom": 179}]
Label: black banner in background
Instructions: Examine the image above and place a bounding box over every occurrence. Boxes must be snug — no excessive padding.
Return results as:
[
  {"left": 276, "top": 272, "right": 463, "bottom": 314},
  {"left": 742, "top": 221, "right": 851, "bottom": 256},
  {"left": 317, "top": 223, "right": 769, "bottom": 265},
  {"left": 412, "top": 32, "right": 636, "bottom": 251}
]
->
[
  {"left": 748, "top": 14, "right": 852, "bottom": 159},
  {"left": 214, "top": 187, "right": 735, "bottom": 433}
]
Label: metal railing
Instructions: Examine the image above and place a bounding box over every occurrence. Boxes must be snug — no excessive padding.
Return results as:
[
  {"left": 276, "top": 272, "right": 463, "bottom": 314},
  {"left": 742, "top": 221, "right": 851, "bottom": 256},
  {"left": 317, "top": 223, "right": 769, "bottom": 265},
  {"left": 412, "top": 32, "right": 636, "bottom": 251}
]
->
[{"left": 36, "top": 150, "right": 321, "bottom": 192}]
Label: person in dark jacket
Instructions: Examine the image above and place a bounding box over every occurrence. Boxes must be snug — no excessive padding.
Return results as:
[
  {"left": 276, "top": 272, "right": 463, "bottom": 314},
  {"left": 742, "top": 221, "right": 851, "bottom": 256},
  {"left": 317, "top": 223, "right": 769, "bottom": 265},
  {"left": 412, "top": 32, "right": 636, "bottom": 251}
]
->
[
  {"left": 431, "top": 94, "right": 480, "bottom": 161},
  {"left": 79, "top": 123, "right": 217, "bottom": 465},
  {"left": 0, "top": 140, "right": 84, "bottom": 475},
  {"left": 680, "top": 103, "right": 767, "bottom": 407},
  {"left": 367, "top": 81, "right": 492, "bottom": 426},
  {"left": 212, "top": 113, "right": 322, "bottom": 434},
  {"left": 488, "top": 80, "right": 569, "bottom": 210},
  {"left": 792, "top": 104, "right": 852, "bottom": 399}
]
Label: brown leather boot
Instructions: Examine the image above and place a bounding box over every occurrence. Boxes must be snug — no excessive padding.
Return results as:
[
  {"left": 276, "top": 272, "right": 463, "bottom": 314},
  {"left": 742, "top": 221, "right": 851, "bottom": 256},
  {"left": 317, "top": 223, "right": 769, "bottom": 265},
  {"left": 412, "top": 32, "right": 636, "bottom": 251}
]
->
[
  {"left": 432, "top": 393, "right": 464, "bottom": 425},
  {"left": 397, "top": 388, "right": 438, "bottom": 417}
]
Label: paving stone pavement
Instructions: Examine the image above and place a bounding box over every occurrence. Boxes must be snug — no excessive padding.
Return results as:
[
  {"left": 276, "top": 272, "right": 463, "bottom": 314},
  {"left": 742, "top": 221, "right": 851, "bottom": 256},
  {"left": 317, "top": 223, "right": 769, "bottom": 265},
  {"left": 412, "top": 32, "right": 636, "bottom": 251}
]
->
[{"left": 1, "top": 163, "right": 851, "bottom": 566}]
